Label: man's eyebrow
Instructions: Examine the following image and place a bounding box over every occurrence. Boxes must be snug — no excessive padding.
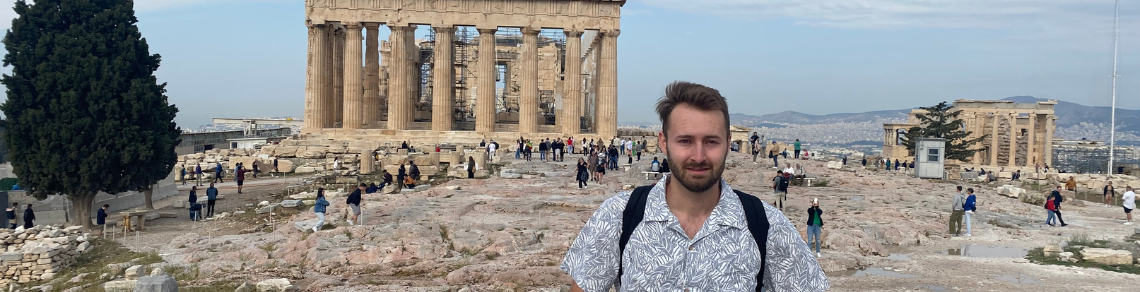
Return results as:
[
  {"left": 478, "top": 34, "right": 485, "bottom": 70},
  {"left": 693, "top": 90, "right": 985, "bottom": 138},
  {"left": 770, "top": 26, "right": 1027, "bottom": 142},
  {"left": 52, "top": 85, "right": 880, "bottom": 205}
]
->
[{"left": 671, "top": 134, "right": 724, "bottom": 140}]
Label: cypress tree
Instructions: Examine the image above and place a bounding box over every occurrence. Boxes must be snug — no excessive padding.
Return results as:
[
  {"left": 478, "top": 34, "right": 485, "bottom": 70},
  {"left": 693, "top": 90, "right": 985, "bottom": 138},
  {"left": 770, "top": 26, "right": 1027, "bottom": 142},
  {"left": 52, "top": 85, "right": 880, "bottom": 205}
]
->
[
  {"left": 1, "top": 0, "right": 180, "bottom": 228},
  {"left": 899, "top": 102, "right": 987, "bottom": 162}
]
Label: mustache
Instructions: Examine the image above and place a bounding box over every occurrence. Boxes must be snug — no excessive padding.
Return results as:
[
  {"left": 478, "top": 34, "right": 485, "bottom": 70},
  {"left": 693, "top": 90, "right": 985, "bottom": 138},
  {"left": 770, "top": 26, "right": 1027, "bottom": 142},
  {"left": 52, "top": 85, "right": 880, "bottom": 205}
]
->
[{"left": 682, "top": 161, "right": 714, "bottom": 170}]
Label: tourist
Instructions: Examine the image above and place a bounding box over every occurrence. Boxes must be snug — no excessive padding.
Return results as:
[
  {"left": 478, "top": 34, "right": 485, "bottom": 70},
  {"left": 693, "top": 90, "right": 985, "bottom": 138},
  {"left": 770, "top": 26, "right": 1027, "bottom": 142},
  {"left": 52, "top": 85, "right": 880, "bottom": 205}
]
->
[
  {"left": 784, "top": 163, "right": 795, "bottom": 178},
  {"left": 608, "top": 144, "right": 619, "bottom": 170},
  {"left": 781, "top": 148, "right": 788, "bottom": 159},
  {"left": 625, "top": 139, "right": 633, "bottom": 158},
  {"left": 273, "top": 158, "right": 279, "bottom": 175},
  {"left": 751, "top": 140, "right": 761, "bottom": 162},
  {"left": 489, "top": 139, "right": 498, "bottom": 158},
  {"left": 651, "top": 157, "right": 661, "bottom": 172},
  {"left": 6, "top": 203, "right": 17, "bottom": 229},
  {"left": 480, "top": 139, "right": 486, "bottom": 148},
  {"left": 188, "top": 186, "right": 199, "bottom": 221},
  {"left": 567, "top": 137, "right": 574, "bottom": 155},
  {"left": 577, "top": 158, "right": 589, "bottom": 189},
  {"left": 794, "top": 139, "right": 802, "bottom": 159},
  {"left": 773, "top": 170, "right": 789, "bottom": 211},
  {"left": 1122, "top": 186, "right": 1135, "bottom": 225},
  {"left": 346, "top": 183, "right": 364, "bottom": 226},
  {"left": 1044, "top": 164, "right": 1051, "bottom": 173},
  {"left": 1065, "top": 177, "right": 1076, "bottom": 191},
  {"left": 180, "top": 165, "right": 187, "bottom": 186},
  {"left": 22, "top": 205, "right": 34, "bottom": 229},
  {"left": 1011, "top": 170, "right": 1021, "bottom": 181},
  {"left": 595, "top": 151, "right": 606, "bottom": 182},
  {"left": 539, "top": 139, "right": 548, "bottom": 161},
  {"left": 516, "top": 138, "right": 523, "bottom": 159},
  {"left": 894, "top": 159, "right": 900, "bottom": 171},
  {"left": 770, "top": 148, "right": 778, "bottom": 168},
  {"left": 206, "top": 183, "right": 218, "bottom": 218},
  {"left": 1104, "top": 181, "right": 1117, "bottom": 207},
  {"left": 807, "top": 198, "right": 824, "bottom": 257},
  {"left": 236, "top": 165, "right": 246, "bottom": 194},
  {"left": 312, "top": 188, "right": 329, "bottom": 232},
  {"left": 97, "top": 204, "right": 109, "bottom": 234},
  {"left": 1049, "top": 186, "right": 1069, "bottom": 226},
  {"left": 332, "top": 158, "right": 340, "bottom": 171},
  {"left": 561, "top": 81, "right": 828, "bottom": 291},
  {"left": 195, "top": 164, "right": 203, "bottom": 186},
  {"left": 213, "top": 162, "right": 224, "bottom": 183},
  {"left": 861, "top": 158, "right": 867, "bottom": 167},
  {"left": 842, "top": 156, "right": 847, "bottom": 165},
  {"left": 252, "top": 160, "right": 259, "bottom": 178},
  {"left": 366, "top": 183, "right": 378, "bottom": 194},
  {"left": 750, "top": 131, "right": 759, "bottom": 146},
  {"left": 524, "top": 140, "right": 532, "bottom": 161},
  {"left": 381, "top": 170, "right": 393, "bottom": 189},
  {"left": 553, "top": 139, "right": 562, "bottom": 162},
  {"left": 1045, "top": 196, "right": 1057, "bottom": 226},
  {"left": 963, "top": 188, "right": 977, "bottom": 236},
  {"left": 466, "top": 156, "right": 477, "bottom": 178},
  {"left": 397, "top": 163, "right": 407, "bottom": 189},
  {"left": 404, "top": 176, "right": 417, "bottom": 189},
  {"left": 950, "top": 186, "right": 965, "bottom": 236},
  {"left": 660, "top": 158, "right": 670, "bottom": 173},
  {"left": 885, "top": 159, "right": 891, "bottom": 170},
  {"left": 409, "top": 161, "right": 420, "bottom": 182}
]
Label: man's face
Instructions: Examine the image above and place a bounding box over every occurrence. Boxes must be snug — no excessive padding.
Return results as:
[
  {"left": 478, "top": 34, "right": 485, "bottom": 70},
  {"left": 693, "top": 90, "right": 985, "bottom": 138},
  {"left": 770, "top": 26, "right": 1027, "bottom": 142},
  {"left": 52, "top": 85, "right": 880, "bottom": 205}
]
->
[{"left": 658, "top": 104, "right": 728, "bottom": 193}]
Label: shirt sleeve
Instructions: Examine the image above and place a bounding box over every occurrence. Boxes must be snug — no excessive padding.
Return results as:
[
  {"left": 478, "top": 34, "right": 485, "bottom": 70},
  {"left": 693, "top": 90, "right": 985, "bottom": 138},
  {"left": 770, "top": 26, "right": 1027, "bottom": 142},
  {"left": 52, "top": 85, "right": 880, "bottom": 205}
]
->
[
  {"left": 560, "top": 193, "right": 629, "bottom": 292},
  {"left": 761, "top": 203, "right": 829, "bottom": 292}
]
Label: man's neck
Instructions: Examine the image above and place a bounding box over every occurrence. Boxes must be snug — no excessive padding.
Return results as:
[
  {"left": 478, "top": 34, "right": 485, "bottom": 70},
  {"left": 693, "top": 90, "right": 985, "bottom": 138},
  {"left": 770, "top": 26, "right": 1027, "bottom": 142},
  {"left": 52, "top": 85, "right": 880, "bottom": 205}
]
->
[{"left": 664, "top": 176, "right": 722, "bottom": 218}]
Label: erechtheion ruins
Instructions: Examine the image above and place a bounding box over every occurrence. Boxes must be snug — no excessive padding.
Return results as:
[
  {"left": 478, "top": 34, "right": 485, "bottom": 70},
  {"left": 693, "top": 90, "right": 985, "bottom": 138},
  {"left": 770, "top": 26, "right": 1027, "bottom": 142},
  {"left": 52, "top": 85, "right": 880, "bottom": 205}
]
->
[
  {"left": 301, "top": 0, "right": 623, "bottom": 145},
  {"left": 883, "top": 99, "right": 1058, "bottom": 168}
]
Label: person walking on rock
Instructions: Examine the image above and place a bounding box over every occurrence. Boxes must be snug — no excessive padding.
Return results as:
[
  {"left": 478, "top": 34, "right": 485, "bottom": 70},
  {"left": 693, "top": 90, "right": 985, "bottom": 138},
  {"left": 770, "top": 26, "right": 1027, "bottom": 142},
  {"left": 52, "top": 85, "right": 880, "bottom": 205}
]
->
[
  {"left": 1122, "top": 186, "right": 1135, "bottom": 225},
  {"left": 807, "top": 198, "right": 824, "bottom": 257},
  {"left": 22, "top": 204, "right": 34, "bottom": 229},
  {"left": 794, "top": 139, "right": 802, "bottom": 159},
  {"left": 206, "top": 183, "right": 219, "bottom": 218},
  {"left": 1045, "top": 196, "right": 1058, "bottom": 226},
  {"left": 195, "top": 164, "right": 203, "bottom": 186},
  {"left": 950, "top": 186, "right": 965, "bottom": 236},
  {"left": 213, "top": 162, "right": 224, "bottom": 184},
  {"left": 313, "top": 188, "right": 330, "bottom": 232},
  {"left": 346, "top": 183, "right": 364, "bottom": 226},
  {"left": 236, "top": 165, "right": 246, "bottom": 194},
  {"left": 97, "top": 204, "right": 109, "bottom": 235},
  {"left": 963, "top": 188, "right": 978, "bottom": 236},
  {"left": 180, "top": 165, "right": 187, "bottom": 186},
  {"left": 1104, "top": 181, "right": 1117, "bottom": 207},
  {"left": 561, "top": 81, "right": 828, "bottom": 292},
  {"left": 576, "top": 158, "right": 590, "bottom": 189},
  {"left": 1049, "top": 186, "right": 1069, "bottom": 226},
  {"left": 773, "top": 170, "right": 788, "bottom": 211},
  {"left": 467, "top": 156, "right": 476, "bottom": 179}
]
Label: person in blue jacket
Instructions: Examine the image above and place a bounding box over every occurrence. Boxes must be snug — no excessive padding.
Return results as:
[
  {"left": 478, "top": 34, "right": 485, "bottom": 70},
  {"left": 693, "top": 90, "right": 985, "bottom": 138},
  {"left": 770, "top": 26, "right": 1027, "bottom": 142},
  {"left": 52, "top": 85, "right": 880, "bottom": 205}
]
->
[
  {"left": 97, "top": 204, "right": 109, "bottom": 233},
  {"left": 963, "top": 188, "right": 978, "bottom": 236},
  {"left": 312, "top": 188, "right": 330, "bottom": 232}
]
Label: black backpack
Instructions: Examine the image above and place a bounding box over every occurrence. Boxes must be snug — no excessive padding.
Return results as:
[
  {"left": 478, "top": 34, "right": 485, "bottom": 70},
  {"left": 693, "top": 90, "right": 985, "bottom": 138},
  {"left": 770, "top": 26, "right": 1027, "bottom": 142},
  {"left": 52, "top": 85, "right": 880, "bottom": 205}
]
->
[{"left": 618, "top": 185, "right": 770, "bottom": 291}]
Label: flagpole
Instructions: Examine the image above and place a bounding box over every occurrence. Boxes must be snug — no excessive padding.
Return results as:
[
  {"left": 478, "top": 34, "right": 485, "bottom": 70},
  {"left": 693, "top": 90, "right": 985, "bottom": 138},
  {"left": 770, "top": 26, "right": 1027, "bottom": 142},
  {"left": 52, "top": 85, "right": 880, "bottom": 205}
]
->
[{"left": 1108, "top": 0, "right": 1119, "bottom": 175}]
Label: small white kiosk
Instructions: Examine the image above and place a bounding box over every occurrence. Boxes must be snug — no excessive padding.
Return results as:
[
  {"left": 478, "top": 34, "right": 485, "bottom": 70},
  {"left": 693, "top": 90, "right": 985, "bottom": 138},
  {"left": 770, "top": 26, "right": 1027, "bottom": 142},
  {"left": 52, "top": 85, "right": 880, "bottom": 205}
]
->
[{"left": 914, "top": 138, "right": 946, "bottom": 179}]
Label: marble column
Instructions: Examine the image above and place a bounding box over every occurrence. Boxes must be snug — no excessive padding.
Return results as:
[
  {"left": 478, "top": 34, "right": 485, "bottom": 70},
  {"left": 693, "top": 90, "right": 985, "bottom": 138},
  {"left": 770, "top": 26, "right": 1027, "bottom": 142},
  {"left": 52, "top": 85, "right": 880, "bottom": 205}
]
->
[
  {"left": 321, "top": 25, "right": 336, "bottom": 128},
  {"left": 562, "top": 30, "right": 584, "bottom": 135},
  {"left": 1045, "top": 116, "right": 1055, "bottom": 167},
  {"left": 475, "top": 28, "right": 498, "bottom": 133},
  {"left": 342, "top": 22, "right": 364, "bottom": 129},
  {"left": 1028, "top": 113, "right": 1037, "bottom": 165},
  {"left": 1008, "top": 113, "right": 1018, "bottom": 167},
  {"left": 332, "top": 26, "right": 345, "bottom": 127},
  {"left": 406, "top": 26, "right": 418, "bottom": 124},
  {"left": 519, "top": 27, "right": 540, "bottom": 134},
  {"left": 990, "top": 113, "right": 999, "bottom": 166},
  {"left": 432, "top": 26, "right": 456, "bottom": 131},
  {"left": 363, "top": 24, "right": 381, "bottom": 127},
  {"left": 971, "top": 113, "right": 983, "bottom": 163},
  {"left": 596, "top": 29, "right": 619, "bottom": 138},
  {"left": 386, "top": 25, "right": 410, "bottom": 130},
  {"left": 304, "top": 24, "right": 329, "bottom": 132}
]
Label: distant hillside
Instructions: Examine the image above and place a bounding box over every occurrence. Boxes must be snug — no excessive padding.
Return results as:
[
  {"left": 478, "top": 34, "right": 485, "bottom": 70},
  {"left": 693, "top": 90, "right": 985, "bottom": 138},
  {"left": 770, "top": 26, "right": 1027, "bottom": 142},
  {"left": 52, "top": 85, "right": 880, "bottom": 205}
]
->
[
  {"left": 1001, "top": 96, "right": 1140, "bottom": 135},
  {"left": 730, "top": 109, "right": 909, "bottom": 126}
]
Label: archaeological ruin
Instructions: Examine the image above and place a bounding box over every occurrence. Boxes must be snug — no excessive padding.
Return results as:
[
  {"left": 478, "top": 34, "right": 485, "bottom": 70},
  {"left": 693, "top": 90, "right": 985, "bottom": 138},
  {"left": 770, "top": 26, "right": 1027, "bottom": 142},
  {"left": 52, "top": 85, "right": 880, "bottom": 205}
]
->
[
  {"left": 301, "top": 0, "right": 624, "bottom": 145},
  {"left": 882, "top": 99, "right": 1058, "bottom": 169}
]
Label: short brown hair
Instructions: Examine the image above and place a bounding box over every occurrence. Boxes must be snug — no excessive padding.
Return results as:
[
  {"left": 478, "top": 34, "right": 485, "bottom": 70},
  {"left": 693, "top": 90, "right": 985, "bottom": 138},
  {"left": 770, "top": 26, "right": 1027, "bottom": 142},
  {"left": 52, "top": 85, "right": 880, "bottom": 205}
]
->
[{"left": 656, "top": 81, "right": 730, "bottom": 137}]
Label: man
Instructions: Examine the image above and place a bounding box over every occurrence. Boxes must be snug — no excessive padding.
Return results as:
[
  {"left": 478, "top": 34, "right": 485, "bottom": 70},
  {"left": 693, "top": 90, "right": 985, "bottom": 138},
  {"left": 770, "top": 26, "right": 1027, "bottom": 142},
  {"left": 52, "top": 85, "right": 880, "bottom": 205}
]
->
[
  {"left": 488, "top": 139, "right": 498, "bottom": 158},
  {"left": 213, "top": 162, "right": 224, "bottom": 184},
  {"left": 206, "top": 183, "right": 219, "bottom": 218},
  {"left": 807, "top": 198, "right": 823, "bottom": 257},
  {"left": 195, "top": 164, "right": 203, "bottom": 186},
  {"left": 963, "top": 188, "right": 977, "bottom": 236},
  {"left": 1122, "top": 186, "right": 1135, "bottom": 225},
  {"left": 236, "top": 165, "right": 247, "bottom": 194},
  {"left": 773, "top": 170, "right": 789, "bottom": 211},
  {"left": 862, "top": 158, "right": 867, "bottom": 167},
  {"left": 562, "top": 82, "right": 827, "bottom": 292},
  {"left": 380, "top": 170, "right": 393, "bottom": 190},
  {"left": 273, "top": 158, "right": 279, "bottom": 175},
  {"left": 188, "top": 186, "right": 199, "bottom": 221},
  {"left": 180, "top": 165, "right": 187, "bottom": 186},
  {"left": 750, "top": 131, "right": 759, "bottom": 146},
  {"left": 1105, "top": 181, "right": 1117, "bottom": 207},
  {"left": 950, "top": 186, "right": 966, "bottom": 236},
  {"left": 1049, "top": 186, "right": 1069, "bottom": 226},
  {"left": 346, "top": 183, "right": 364, "bottom": 226},
  {"left": 409, "top": 161, "right": 421, "bottom": 182},
  {"left": 1011, "top": 170, "right": 1021, "bottom": 181},
  {"left": 784, "top": 163, "right": 796, "bottom": 178},
  {"left": 650, "top": 157, "right": 661, "bottom": 172},
  {"left": 97, "top": 204, "right": 109, "bottom": 234},
  {"left": 770, "top": 148, "right": 778, "bottom": 168},
  {"left": 793, "top": 139, "right": 802, "bottom": 159}
]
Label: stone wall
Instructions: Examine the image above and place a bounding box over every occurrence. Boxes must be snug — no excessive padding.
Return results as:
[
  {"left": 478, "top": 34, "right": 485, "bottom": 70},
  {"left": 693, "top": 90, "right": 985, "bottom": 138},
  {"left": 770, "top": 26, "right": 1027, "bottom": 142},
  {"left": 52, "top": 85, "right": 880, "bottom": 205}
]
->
[{"left": 0, "top": 225, "right": 90, "bottom": 284}]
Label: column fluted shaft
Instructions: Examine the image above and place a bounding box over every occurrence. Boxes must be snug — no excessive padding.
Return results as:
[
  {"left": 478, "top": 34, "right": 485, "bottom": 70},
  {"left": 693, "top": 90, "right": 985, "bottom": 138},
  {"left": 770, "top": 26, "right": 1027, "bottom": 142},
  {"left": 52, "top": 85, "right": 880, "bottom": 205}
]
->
[
  {"left": 562, "top": 30, "right": 584, "bottom": 135},
  {"left": 1008, "top": 114, "right": 1017, "bottom": 167},
  {"left": 406, "top": 26, "right": 418, "bottom": 124},
  {"left": 597, "top": 29, "right": 620, "bottom": 138},
  {"left": 363, "top": 24, "right": 380, "bottom": 127},
  {"left": 476, "top": 28, "right": 498, "bottom": 133},
  {"left": 342, "top": 23, "right": 364, "bottom": 129},
  {"left": 304, "top": 24, "right": 329, "bottom": 132},
  {"left": 1045, "top": 117, "right": 1054, "bottom": 166},
  {"left": 332, "top": 26, "right": 345, "bottom": 127},
  {"left": 432, "top": 26, "right": 456, "bottom": 131},
  {"left": 1028, "top": 113, "right": 1037, "bottom": 165},
  {"left": 990, "top": 113, "right": 999, "bottom": 166},
  {"left": 386, "top": 25, "right": 410, "bottom": 130},
  {"left": 520, "top": 28, "right": 540, "bottom": 134}
]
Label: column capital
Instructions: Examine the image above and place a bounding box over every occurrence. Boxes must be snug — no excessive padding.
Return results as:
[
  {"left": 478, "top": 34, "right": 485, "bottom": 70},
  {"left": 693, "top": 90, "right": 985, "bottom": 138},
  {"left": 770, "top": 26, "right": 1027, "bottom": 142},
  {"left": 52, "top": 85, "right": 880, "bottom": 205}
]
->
[
  {"left": 342, "top": 21, "right": 362, "bottom": 29},
  {"left": 386, "top": 24, "right": 414, "bottom": 32},
  {"left": 363, "top": 22, "right": 380, "bottom": 29},
  {"left": 433, "top": 26, "right": 456, "bottom": 33},
  {"left": 601, "top": 29, "right": 621, "bottom": 37},
  {"left": 564, "top": 30, "right": 584, "bottom": 37},
  {"left": 477, "top": 28, "right": 498, "bottom": 34},
  {"left": 522, "top": 27, "right": 541, "bottom": 35}
]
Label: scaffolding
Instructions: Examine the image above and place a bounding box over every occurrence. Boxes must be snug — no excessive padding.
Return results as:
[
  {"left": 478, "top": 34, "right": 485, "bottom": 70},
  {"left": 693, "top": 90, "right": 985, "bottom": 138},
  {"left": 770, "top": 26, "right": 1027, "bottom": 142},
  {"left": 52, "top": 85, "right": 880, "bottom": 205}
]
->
[
  {"left": 416, "top": 28, "right": 436, "bottom": 122},
  {"left": 453, "top": 27, "right": 476, "bottom": 125}
]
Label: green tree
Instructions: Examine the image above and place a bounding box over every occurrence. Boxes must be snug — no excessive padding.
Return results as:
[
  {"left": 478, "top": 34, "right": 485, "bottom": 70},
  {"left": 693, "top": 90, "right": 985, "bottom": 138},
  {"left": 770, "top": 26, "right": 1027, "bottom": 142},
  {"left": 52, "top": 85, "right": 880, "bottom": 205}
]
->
[
  {"left": 899, "top": 102, "right": 987, "bottom": 162},
  {"left": 1, "top": 0, "right": 180, "bottom": 228}
]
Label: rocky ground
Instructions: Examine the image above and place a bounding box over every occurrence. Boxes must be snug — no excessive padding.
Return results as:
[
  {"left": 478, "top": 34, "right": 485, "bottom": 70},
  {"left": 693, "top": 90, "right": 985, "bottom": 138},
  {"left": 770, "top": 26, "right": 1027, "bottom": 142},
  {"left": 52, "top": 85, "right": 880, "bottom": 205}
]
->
[{"left": 66, "top": 152, "right": 1140, "bottom": 291}]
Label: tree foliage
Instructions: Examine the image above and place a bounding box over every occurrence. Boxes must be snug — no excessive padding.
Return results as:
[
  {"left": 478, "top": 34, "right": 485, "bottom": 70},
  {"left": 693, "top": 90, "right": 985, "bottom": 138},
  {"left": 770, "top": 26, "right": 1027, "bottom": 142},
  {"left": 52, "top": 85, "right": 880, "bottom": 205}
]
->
[
  {"left": 899, "top": 102, "right": 987, "bottom": 162},
  {"left": 0, "top": 0, "right": 180, "bottom": 228}
]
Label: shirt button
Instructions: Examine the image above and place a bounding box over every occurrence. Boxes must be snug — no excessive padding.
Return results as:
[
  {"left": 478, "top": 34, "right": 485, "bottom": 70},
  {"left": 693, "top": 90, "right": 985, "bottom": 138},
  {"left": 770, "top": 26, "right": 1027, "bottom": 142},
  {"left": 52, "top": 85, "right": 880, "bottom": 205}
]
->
[
  {"left": 688, "top": 245, "right": 694, "bottom": 251},
  {"left": 684, "top": 289, "right": 690, "bottom": 292}
]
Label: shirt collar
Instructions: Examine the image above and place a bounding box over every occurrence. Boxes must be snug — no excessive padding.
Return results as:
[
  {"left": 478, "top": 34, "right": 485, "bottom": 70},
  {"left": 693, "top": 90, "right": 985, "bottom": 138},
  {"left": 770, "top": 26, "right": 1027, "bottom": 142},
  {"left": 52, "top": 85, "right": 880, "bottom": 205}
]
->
[{"left": 642, "top": 174, "right": 747, "bottom": 230}]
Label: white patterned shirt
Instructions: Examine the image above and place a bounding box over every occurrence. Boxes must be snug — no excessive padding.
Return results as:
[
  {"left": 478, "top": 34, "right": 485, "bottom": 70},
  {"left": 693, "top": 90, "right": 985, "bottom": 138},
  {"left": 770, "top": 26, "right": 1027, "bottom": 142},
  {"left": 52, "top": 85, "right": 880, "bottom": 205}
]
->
[{"left": 561, "top": 175, "right": 829, "bottom": 292}]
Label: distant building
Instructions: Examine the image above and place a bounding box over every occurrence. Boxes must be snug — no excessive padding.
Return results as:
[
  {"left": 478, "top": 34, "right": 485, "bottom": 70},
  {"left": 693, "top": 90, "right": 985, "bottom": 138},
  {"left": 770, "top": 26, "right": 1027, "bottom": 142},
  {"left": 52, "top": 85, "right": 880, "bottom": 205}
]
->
[{"left": 176, "top": 128, "right": 291, "bottom": 155}]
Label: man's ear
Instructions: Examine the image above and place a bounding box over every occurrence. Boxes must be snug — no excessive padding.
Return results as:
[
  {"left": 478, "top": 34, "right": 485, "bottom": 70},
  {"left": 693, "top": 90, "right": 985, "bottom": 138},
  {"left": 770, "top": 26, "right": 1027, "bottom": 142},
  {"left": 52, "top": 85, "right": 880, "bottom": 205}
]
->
[{"left": 657, "top": 131, "right": 667, "bottom": 156}]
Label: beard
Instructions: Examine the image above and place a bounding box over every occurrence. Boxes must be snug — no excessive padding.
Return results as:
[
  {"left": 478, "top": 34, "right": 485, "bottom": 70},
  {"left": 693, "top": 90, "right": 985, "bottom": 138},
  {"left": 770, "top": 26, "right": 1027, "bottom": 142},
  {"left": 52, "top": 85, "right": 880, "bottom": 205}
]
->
[{"left": 667, "top": 150, "right": 726, "bottom": 194}]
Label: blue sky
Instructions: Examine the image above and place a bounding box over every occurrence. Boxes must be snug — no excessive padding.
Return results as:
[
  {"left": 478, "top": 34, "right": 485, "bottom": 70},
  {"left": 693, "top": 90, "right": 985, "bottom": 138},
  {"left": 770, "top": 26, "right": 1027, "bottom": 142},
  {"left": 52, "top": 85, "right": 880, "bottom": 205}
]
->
[{"left": 2, "top": 0, "right": 1139, "bottom": 128}]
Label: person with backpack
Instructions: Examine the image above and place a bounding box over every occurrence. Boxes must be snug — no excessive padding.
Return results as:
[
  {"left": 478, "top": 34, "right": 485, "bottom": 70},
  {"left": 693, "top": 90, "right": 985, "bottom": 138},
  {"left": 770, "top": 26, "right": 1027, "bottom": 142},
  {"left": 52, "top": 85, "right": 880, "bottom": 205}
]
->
[
  {"left": 561, "top": 81, "right": 827, "bottom": 292},
  {"left": 806, "top": 198, "right": 824, "bottom": 257},
  {"left": 346, "top": 183, "right": 364, "bottom": 226},
  {"left": 772, "top": 170, "right": 789, "bottom": 211},
  {"left": 213, "top": 162, "right": 224, "bottom": 183},
  {"left": 963, "top": 188, "right": 978, "bottom": 236},
  {"left": 1049, "top": 186, "right": 1069, "bottom": 226},
  {"left": 312, "top": 188, "right": 330, "bottom": 232}
]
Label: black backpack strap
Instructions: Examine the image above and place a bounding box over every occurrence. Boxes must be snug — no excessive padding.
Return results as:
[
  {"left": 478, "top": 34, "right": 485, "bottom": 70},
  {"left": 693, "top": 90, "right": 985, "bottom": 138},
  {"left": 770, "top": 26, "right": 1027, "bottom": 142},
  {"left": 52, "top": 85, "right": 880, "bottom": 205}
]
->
[
  {"left": 735, "top": 190, "right": 770, "bottom": 292},
  {"left": 618, "top": 185, "right": 654, "bottom": 285}
]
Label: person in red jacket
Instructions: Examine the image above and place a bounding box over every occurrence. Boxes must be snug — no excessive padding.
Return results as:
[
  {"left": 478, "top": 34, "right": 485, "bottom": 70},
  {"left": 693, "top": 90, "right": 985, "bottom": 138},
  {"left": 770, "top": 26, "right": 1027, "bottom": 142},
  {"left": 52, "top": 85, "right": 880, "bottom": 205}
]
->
[{"left": 1045, "top": 197, "right": 1057, "bottom": 226}]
